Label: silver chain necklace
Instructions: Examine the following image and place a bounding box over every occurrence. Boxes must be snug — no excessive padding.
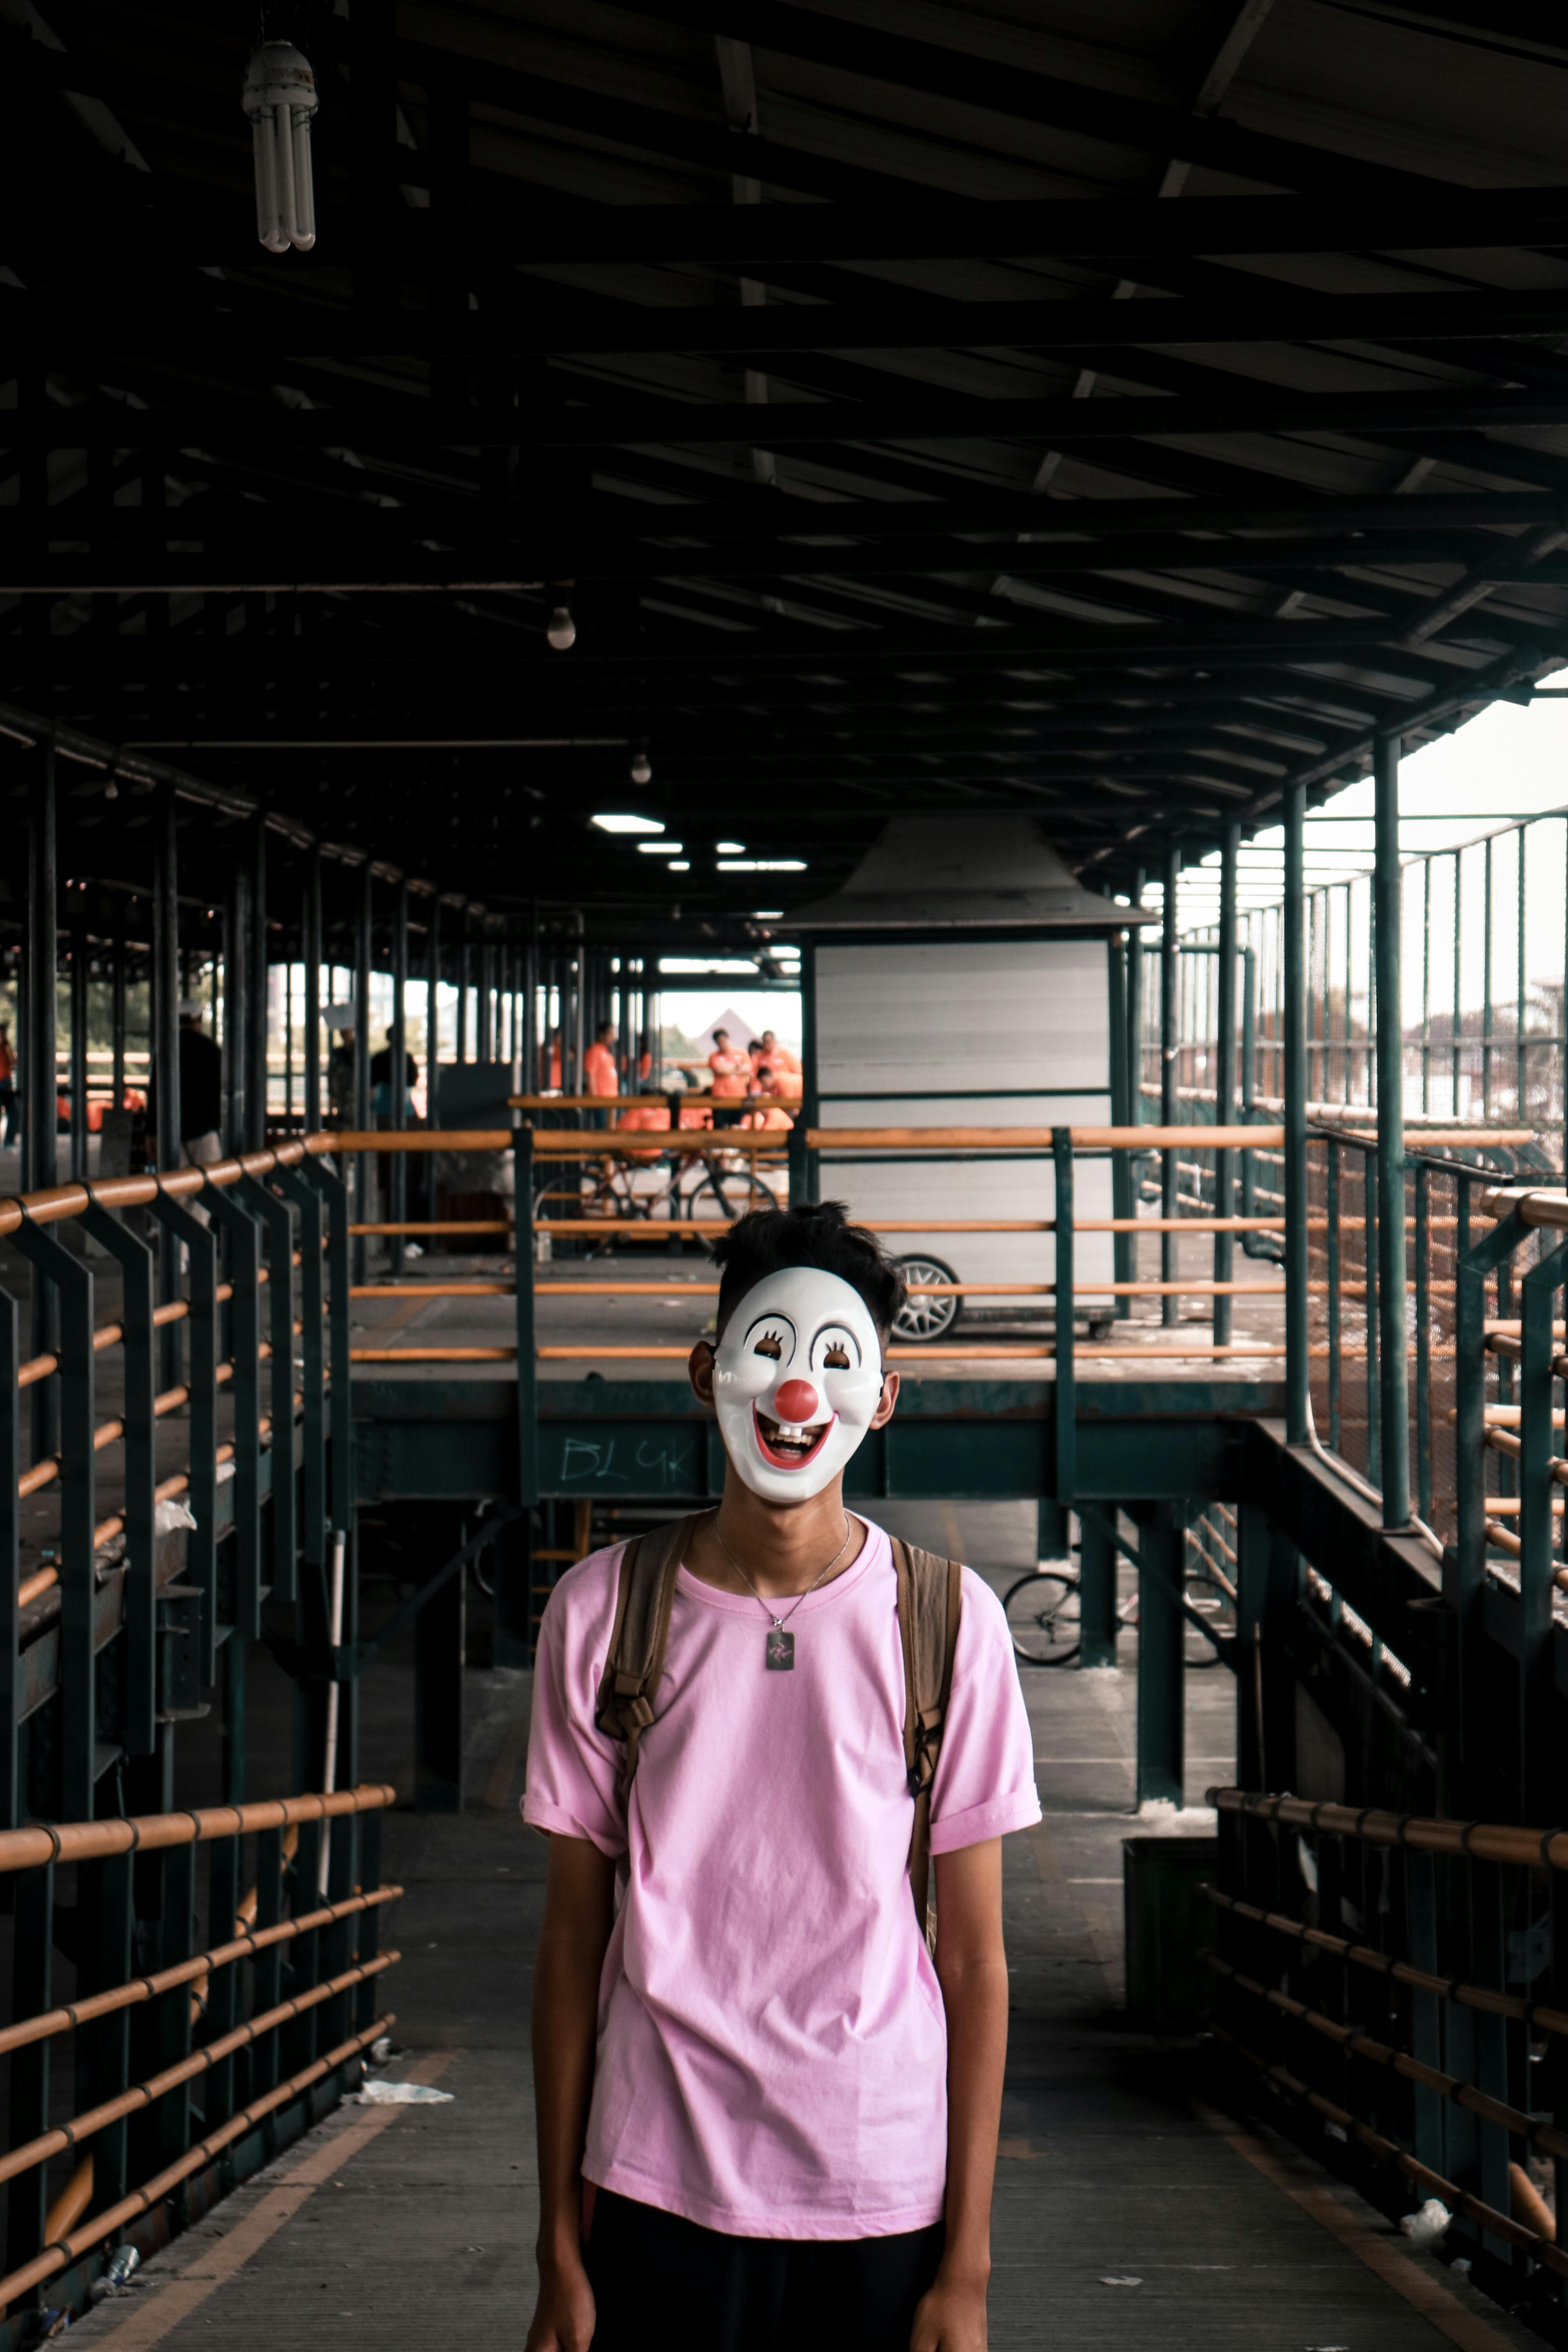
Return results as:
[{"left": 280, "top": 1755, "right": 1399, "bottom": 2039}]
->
[{"left": 710, "top": 1511, "right": 855, "bottom": 1672}]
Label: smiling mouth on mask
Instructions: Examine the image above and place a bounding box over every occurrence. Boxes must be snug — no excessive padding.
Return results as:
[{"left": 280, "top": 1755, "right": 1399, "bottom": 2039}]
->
[{"left": 754, "top": 1406, "right": 833, "bottom": 1468}]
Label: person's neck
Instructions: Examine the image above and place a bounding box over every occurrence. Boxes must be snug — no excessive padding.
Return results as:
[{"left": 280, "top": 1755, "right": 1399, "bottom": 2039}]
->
[{"left": 691, "top": 1475, "right": 866, "bottom": 1602}]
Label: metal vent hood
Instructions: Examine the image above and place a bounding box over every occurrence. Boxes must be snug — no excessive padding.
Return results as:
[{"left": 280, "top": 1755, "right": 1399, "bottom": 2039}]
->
[{"left": 786, "top": 816, "right": 1155, "bottom": 932}]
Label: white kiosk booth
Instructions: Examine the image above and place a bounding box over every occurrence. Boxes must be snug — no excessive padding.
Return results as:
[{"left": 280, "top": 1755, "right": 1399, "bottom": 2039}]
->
[{"left": 788, "top": 818, "right": 1151, "bottom": 1343}]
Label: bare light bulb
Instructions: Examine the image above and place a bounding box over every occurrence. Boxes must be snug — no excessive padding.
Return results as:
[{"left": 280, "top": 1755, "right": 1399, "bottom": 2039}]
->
[
  {"left": 243, "top": 42, "right": 319, "bottom": 254},
  {"left": 630, "top": 750, "right": 652, "bottom": 784},
  {"left": 547, "top": 604, "right": 576, "bottom": 651}
]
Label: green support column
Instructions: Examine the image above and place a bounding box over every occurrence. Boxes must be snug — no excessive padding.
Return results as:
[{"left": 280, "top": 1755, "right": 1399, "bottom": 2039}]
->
[
  {"left": 1160, "top": 846, "right": 1180, "bottom": 1327},
  {"left": 1078, "top": 1510, "right": 1117, "bottom": 1668},
  {"left": 354, "top": 863, "right": 373, "bottom": 1287},
  {"left": 1283, "top": 783, "right": 1309, "bottom": 1446},
  {"left": 1374, "top": 735, "right": 1411, "bottom": 1527},
  {"left": 1107, "top": 932, "right": 1132, "bottom": 1314},
  {"left": 1135, "top": 1501, "right": 1185, "bottom": 1807},
  {"left": 1214, "top": 826, "right": 1238, "bottom": 1346}
]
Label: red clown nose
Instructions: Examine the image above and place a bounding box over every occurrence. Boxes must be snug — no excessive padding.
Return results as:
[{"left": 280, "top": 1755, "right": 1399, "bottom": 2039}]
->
[{"left": 773, "top": 1379, "right": 820, "bottom": 1425}]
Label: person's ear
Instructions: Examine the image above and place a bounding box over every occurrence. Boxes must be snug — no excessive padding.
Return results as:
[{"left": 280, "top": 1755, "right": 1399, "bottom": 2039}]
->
[
  {"left": 689, "top": 1340, "right": 717, "bottom": 1406},
  {"left": 871, "top": 1368, "right": 900, "bottom": 1428}
]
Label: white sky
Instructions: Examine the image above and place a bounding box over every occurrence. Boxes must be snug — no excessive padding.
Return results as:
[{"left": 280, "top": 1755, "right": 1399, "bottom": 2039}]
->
[
  {"left": 1152, "top": 692, "right": 1568, "bottom": 1027},
  {"left": 659, "top": 987, "right": 802, "bottom": 1047}
]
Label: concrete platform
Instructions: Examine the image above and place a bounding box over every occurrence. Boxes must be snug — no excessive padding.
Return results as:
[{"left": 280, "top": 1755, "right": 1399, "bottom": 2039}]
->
[{"left": 64, "top": 1504, "right": 1532, "bottom": 2352}]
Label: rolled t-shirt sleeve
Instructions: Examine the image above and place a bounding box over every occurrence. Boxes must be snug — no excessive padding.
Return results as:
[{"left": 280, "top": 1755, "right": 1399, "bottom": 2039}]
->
[
  {"left": 522, "top": 1555, "right": 629, "bottom": 1856},
  {"left": 927, "top": 1569, "right": 1041, "bottom": 1855}
]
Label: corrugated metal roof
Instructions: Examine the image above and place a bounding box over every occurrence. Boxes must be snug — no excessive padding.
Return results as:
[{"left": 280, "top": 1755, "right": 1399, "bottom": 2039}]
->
[{"left": 4, "top": 0, "right": 1568, "bottom": 929}]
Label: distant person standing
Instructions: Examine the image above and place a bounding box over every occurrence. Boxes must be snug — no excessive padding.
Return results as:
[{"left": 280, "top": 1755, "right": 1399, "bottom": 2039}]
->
[
  {"left": 371, "top": 1027, "right": 419, "bottom": 1122},
  {"left": 584, "top": 1021, "right": 620, "bottom": 1098},
  {"left": 325, "top": 1006, "right": 357, "bottom": 1125},
  {"left": 147, "top": 999, "right": 224, "bottom": 1170},
  {"left": 0, "top": 1022, "right": 15, "bottom": 1147},
  {"left": 705, "top": 1026, "right": 751, "bottom": 1131}
]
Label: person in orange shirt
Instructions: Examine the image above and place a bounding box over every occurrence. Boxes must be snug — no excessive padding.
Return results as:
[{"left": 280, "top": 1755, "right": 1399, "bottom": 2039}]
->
[
  {"left": 616, "top": 1091, "right": 671, "bottom": 1164},
  {"left": 584, "top": 1021, "right": 620, "bottom": 1099},
  {"left": 758, "top": 1030, "right": 804, "bottom": 1103},
  {"left": 740, "top": 1068, "right": 795, "bottom": 1132},
  {"left": 706, "top": 1027, "right": 751, "bottom": 1130}
]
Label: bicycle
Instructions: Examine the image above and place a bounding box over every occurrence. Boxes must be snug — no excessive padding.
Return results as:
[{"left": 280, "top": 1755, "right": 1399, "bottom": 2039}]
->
[
  {"left": 1001, "top": 1565, "right": 1082, "bottom": 1666},
  {"left": 535, "top": 1143, "right": 782, "bottom": 1239}
]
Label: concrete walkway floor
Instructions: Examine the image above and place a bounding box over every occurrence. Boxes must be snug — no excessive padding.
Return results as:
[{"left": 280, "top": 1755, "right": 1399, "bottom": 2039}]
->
[{"left": 67, "top": 1504, "right": 1537, "bottom": 2352}]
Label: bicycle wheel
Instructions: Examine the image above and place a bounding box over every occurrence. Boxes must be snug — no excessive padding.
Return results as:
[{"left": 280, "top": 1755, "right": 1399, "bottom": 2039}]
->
[
  {"left": 694, "top": 1162, "right": 780, "bottom": 1225},
  {"left": 892, "top": 1254, "right": 962, "bottom": 1344},
  {"left": 1003, "top": 1570, "right": 1081, "bottom": 1666}
]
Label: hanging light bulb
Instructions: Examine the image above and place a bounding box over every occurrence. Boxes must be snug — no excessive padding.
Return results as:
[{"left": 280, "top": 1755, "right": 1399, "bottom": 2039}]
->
[
  {"left": 630, "top": 748, "right": 652, "bottom": 785},
  {"left": 547, "top": 602, "right": 577, "bottom": 651},
  {"left": 243, "top": 42, "right": 319, "bottom": 254}
]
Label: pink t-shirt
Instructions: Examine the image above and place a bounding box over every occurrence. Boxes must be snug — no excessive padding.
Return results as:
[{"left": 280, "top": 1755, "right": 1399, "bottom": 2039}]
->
[{"left": 522, "top": 1521, "right": 1040, "bottom": 2239}]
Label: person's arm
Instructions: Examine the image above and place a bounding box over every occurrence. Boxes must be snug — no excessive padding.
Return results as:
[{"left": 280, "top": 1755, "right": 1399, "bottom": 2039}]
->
[
  {"left": 525, "top": 1833, "right": 619, "bottom": 2352},
  {"left": 912, "top": 1838, "right": 1009, "bottom": 2352}
]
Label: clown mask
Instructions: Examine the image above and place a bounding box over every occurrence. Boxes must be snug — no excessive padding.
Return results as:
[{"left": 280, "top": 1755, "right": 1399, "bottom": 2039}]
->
[{"left": 710, "top": 1267, "right": 887, "bottom": 1504}]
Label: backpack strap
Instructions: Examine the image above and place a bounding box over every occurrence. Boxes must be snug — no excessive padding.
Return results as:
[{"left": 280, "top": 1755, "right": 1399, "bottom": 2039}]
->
[
  {"left": 593, "top": 1513, "right": 704, "bottom": 1785},
  {"left": 892, "top": 1539, "right": 964, "bottom": 1944}
]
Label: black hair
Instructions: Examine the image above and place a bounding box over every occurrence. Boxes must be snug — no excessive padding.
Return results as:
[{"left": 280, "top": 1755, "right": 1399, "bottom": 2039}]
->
[
  {"left": 595, "top": 1019, "right": 615, "bottom": 1039},
  {"left": 712, "top": 1201, "right": 907, "bottom": 1343}
]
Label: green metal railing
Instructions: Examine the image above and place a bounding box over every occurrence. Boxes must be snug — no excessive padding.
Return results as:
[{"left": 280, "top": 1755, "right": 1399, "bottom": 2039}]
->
[
  {"left": 0, "top": 1784, "right": 397, "bottom": 2321},
  {"left": 1210, "top": 1791, "right": 1568, "bottom": 2320}
]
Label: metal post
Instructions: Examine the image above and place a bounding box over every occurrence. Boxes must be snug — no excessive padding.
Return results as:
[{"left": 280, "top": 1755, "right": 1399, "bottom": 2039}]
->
[
  {"left": 1127, "top": 868, "right": 1145, "bottom": 1132},
  {"left": 1052, "top": 1128, "right": 1075, "bottom": 1505},
  {"left": 1135, "top": 1503, "right": 1184, "bottom": 1808},
  {"left": 426, "top": 893, "right": 442, "bottom": 1132},
  {"left": 456, "top": 907, "right": 470, "bottom": 1064},
  {"left": 303, "top": 846, "right": 323, "bottom": 1136},
  {"left": 111, "top": 924, "right": 126, "bottom": 1116},
  {"left": 1421, "top": 855, "right": 1432, "bottom": 1115},
  {"left": 69, "top": 924, "right": 88, "bottom": 1184},
  {"left": 1283, "top": 783, "right": 1309, "bottom": 1447},
  {"left": 27, "top": 745, "right": 57, "bottom": 1205},
  {"left": 354, "top": 864, "right": 372, "bottom": 1286},
  {"left": 1454, "top": 848, "right": 1464, "bottom": 1123},
  {"left": 1078, "top": 1510, "right": 1116, "bottom": 1668},
  {"left": 1160, "top": 846, "right": 1179, "bottom": 1327},
  {"left": 1482, "top": 833, "right": 1494, "bottom": 1123},
  {"left": 223, "top": 861, "right": 248, "bottom": 1158},
  {"left": 478, "top": 929, "right": 494, "bottom": 1062},
  {"left": 1107, "top": 933, "right": 1132, "bottom": 1317},
  {"left": 152, "top": 781, "right": 181, "bottom": 1392},
  {"left": 1214, "top": 826, "right": 1238, "bottom": 1347},
  {"left": 391, "top": 879, "right": 409, "bottom": 1276},
  {"left": 247, "top": 809, "right": 267, "bottom": 1149},
  {"left": 1374, "top": 735, "right": 1410, "bottom": 1528},
  {"left": 500, "top": 1127, "right": 537, "bottom": 1670},
  {"left": 1517, "top": 825, "right": 1528, "bottom": 1129}
]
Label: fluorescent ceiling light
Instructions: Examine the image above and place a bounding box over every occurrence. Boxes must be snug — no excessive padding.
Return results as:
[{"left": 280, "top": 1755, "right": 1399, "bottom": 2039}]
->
[
  {"left": 592, "top": 813, "right": 663, "bottom": 835},
  {"left": 660, "top": 956, "right": 759, "bottom": 974},
  {"left": 638, "top": 840, "right": 684, "bottom": 854},
  {"left": 752, "top": 909, "right": 784, "bottom": 918},
  {"left": 668, "top": 860, "right": 690, "bottom": 872},
  {"left": 718, "top": 858, "right": 806, "bottom": 872},
  {"left": 716, "top": 839, "right": 746, "bottom": 854}
]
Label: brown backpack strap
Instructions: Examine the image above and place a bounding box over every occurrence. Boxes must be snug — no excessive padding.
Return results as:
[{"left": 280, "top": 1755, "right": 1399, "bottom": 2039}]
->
[
  {"left": 593, "top": 1513, "right": 704, "bottom": 1784},
  {"left": 892, "top": 1539, "right": 964, "bottom": 1944}
]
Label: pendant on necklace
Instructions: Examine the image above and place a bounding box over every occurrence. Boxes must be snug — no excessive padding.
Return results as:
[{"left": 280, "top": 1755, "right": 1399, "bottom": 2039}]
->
[{"left": 765, "top": 1625, "right": 795, "bottom": 1671}]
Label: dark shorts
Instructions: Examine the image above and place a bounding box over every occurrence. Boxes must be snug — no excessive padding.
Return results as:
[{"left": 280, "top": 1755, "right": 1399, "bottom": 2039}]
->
[{"left": 584, "top": 2187, "right": 944, "bottom": 2352}]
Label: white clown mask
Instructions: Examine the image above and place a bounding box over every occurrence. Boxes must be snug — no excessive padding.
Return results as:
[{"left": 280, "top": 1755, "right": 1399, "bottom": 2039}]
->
[{"left": 710, "top": 1266, "right": 886, "bottom": 1504}]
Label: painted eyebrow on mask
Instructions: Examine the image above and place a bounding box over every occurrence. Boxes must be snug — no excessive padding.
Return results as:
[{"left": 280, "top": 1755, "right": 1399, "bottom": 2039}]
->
[
  {"left": 811, "top": 1321, "right": 862, "bottom": 1363},
  {"left": 742, "top": 1310, "right": 797, "bottom": 1355}
]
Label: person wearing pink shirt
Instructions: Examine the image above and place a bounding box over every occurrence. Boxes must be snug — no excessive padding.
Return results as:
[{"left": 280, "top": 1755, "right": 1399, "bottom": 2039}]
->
[{"left": 522, "top": 1201, "right": 1039, "bottom": 2352}]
